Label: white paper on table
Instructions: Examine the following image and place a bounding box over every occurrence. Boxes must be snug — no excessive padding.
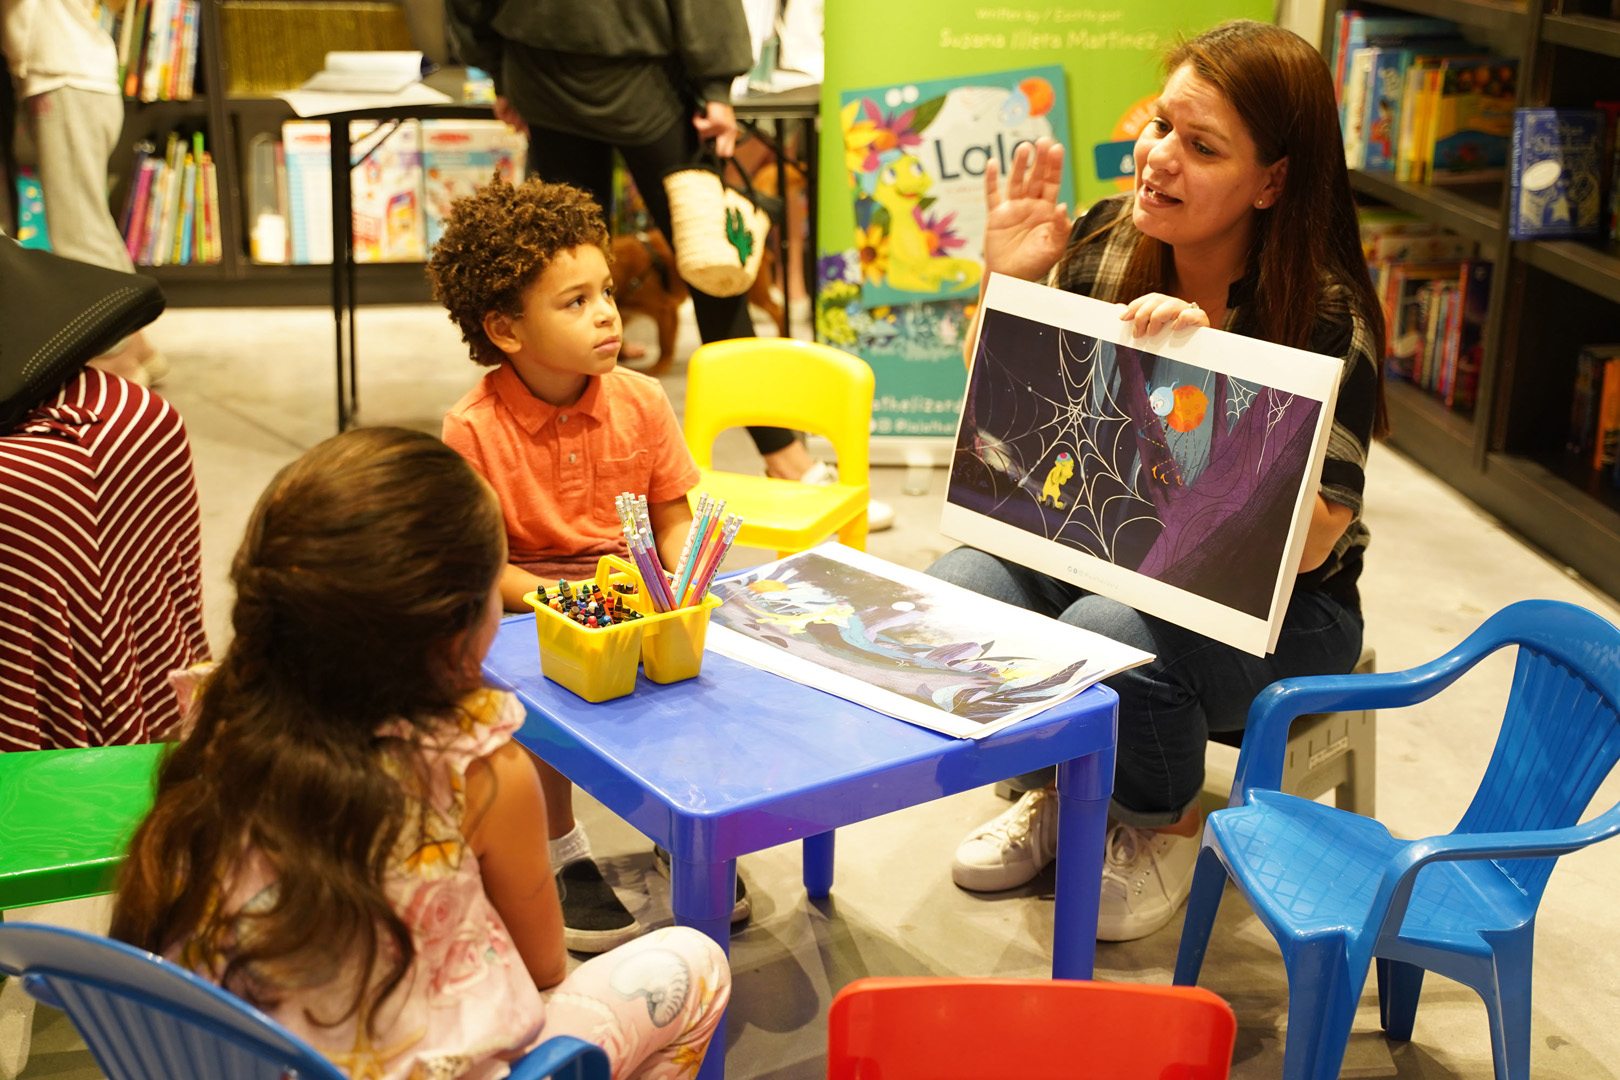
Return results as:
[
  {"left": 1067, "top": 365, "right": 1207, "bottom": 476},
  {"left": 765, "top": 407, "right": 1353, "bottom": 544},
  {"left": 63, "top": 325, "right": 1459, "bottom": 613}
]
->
[
  {"left": 277, "top": 81, "right": 451, "bottom": 118},
  {"left": 300, "top": 50, "right": 426, "bottom": 93},
  {"left": 943, "top": 275, "right": 1343, "bottom": 658},
  {"left": 704, "top": 543, "right": 1152, "bottom": 739}
]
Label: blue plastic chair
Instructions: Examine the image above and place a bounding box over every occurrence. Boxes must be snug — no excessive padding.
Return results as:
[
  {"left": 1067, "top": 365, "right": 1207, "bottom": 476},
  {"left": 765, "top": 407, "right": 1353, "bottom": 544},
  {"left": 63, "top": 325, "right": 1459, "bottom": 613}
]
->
[
  {"left": 0, "top": 922, "right": 609, "bottom": 1080},
  {"left": 1173, "top": 599, "right": 1620, "bottom": 1080}
]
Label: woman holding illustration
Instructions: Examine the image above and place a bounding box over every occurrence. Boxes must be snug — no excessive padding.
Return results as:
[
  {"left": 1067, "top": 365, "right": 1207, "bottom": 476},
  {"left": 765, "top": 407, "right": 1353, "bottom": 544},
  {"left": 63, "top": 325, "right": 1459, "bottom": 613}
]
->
[{"left": 929, "top": 19, "right": 1386, "bottom": 942}]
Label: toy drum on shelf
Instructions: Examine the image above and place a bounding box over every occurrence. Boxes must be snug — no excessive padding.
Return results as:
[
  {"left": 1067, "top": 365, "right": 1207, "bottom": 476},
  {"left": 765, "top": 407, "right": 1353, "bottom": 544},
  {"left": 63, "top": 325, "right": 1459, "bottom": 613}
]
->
[{"left": 524, "top": 554, "right": 722, "bottom": 703}]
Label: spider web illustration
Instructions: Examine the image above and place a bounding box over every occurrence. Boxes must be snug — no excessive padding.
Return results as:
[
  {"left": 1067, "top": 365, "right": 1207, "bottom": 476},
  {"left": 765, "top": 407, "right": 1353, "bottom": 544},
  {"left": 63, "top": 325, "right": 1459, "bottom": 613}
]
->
[
  {"left": 952, "top": 317, "right": 1163, "bottom": 565},
  {"left": 1257, "top": 388, "right": 1297, "bottom": 474},
  {"left": 1226, "top": 379, "right": 1256, "bottom": 425}
]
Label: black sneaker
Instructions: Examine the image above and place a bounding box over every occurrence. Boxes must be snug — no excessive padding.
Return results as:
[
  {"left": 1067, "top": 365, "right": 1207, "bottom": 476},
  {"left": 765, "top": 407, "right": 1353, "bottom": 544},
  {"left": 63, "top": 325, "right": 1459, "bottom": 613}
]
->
[
  {"left": 556, "top": 858, "right": 641, "bottom": 953},
  {"left": 652, "top": 846, "right": 752, "bottom": 924}
]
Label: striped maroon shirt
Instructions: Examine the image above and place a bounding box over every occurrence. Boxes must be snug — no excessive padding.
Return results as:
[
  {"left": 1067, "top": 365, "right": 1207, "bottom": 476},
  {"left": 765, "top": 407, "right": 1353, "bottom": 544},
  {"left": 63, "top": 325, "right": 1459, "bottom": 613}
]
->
[{"left": 1, "top": 369, "right": 209, "bottom": 750}]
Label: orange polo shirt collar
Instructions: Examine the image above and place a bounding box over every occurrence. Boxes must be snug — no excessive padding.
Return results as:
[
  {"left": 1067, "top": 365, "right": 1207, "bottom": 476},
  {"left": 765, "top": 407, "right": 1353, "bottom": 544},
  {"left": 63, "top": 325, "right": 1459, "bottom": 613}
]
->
[{"left": 491, "top": 363, "right": 611, "bottom": 436}]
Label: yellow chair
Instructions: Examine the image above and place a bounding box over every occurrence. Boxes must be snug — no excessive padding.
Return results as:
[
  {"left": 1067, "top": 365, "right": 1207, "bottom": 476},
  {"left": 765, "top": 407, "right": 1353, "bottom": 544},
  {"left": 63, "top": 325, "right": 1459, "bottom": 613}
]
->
[{"left": 684, "top": 338, "right": 874, "bottom": 556}]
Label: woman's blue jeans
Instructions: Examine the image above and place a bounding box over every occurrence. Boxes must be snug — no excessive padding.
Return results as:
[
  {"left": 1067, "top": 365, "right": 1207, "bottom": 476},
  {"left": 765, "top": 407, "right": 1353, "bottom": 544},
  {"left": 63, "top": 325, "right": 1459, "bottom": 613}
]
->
[{"left": 928, "top": 547, "right": 1364, "bottom": 827}]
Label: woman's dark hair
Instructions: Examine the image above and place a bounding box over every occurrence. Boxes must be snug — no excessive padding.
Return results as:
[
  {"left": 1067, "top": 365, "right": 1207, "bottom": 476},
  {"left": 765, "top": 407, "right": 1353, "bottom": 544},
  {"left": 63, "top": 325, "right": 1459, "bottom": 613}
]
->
[
  {"left": 1099, "top": 19, "right": 1389, "bottom": 436},
  {"left": 111, "top": 427, "right": 506, "bottom": 1032}
]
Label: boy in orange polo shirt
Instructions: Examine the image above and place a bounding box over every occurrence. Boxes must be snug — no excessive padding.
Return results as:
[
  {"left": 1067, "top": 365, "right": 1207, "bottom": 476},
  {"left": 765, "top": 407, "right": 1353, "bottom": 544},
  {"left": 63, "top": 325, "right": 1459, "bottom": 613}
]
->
[{"left": 429, "top": 177, "right": 748, "bottom": 952}]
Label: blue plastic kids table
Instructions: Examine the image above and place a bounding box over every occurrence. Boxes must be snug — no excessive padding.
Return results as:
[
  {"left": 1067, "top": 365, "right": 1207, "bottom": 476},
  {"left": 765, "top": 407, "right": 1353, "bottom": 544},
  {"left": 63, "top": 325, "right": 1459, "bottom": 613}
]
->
[{"left": 482, "top": 613, "right": 1119, "bottom": 1080}]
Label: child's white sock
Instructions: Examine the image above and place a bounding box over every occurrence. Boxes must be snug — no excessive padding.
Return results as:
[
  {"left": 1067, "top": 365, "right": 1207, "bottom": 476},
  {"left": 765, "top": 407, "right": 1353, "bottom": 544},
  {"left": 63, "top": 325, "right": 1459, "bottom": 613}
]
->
[{"left": 549, "top": 823, "right": 592, "bottom": 870}]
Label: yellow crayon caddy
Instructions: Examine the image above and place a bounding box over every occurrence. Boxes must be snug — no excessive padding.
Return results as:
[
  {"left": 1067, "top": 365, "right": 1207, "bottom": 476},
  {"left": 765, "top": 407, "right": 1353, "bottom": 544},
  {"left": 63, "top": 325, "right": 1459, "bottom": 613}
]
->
[{"left": 524, "top": 554, "right": 722, "bottom": 703}]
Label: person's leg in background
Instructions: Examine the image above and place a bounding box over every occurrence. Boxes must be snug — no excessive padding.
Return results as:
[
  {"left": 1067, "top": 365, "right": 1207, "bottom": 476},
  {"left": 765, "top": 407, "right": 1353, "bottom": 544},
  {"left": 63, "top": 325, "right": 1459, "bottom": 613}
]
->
[
  {"left": 26, "top": 86, "right": 166, "bottom": 385},
  {"left": 1058, "top": 589, "right": 1362, "bottom": 940},
  {"left": 618, "top": 125, "right": 798, "bottom": 465},
  {"left": 929, "top": 546, "right": 1082, "bottom": 895},
  {"left": 619, "top": 123, "right": 894, "bottom": 530}
]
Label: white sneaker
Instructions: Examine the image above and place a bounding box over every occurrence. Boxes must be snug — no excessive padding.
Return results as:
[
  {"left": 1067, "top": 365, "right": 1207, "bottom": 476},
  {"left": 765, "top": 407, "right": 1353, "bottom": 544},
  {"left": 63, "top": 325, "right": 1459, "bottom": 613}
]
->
[
  {"left": 799, "top": 459, "right": 894, "bottom": 532},
  {"left": 951, "top": 788, "right": 1058, "bottom": 891},
  {"left": 1096, "top": 822, "right": 1200, "bottom": 942}
]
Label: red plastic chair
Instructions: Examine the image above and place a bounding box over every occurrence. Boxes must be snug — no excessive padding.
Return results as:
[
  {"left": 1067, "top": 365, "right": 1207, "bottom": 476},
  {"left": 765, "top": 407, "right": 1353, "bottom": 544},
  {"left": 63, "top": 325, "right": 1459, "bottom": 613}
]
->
[{"left": 827, "top": 977, "right": 1235, "bottom": 1079}]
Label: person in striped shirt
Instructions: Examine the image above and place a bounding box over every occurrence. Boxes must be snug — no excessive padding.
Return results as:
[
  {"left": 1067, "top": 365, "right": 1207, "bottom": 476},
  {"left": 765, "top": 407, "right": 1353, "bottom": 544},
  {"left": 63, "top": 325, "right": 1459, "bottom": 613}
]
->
[{"left": 933, "top": 20, "right": 1387, "bottom": 942}]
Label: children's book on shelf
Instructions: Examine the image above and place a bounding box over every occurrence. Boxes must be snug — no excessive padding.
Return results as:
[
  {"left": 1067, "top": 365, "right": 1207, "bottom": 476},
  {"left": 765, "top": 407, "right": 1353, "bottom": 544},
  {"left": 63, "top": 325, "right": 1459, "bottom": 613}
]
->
[
  {"left": 1430, "top": 58, "right": 1517, "bottom": 184},
  {"left": 114, "top": 0, "right": 200, "bottom": 101},
  {"left": 1597, "top": 101, "right": 1620, "bottom": 243},
  {"left": 1363, "top": 228, "right": 1475, "bottom": 263},
  {"left": 1358, "top": 203, "right": 1482, "bottom": 407},
  {"left": 1383, "top": 262, "right": 1461, "bottom": 386},
  {"left": 1509, "top": 108, "right": 1606, "bottom": 240},
  {"left": 943, "top": 275, "right": 1343, "bottom": 657},
  {"left": 282, "top": 120, "right": 334, "bottom": 265},
  {"left": 1586, "top": 347, "right": 1620, "bottom": 473},
  {"left": 1393, "top": 58, "right": 1428, "bottom": 180},
  {"left": 1569, "top": 345, "right": 1613, "bottom": 457},
  {"left": 265, "top": 120, "right": 523, "bottom": 265},
  {"left": 1357, "top": 206, "right": 1425, "bottom": 245},
  {"left": 201, "top": 150, "right": 221, "bottom": 264},
  {"left": 119, "top": 128, "right": 220, "bottom": 266},
  {"left": 1448, "top": 260, "right": 1491, "bottom": 412},
  {"left": 1340, "top": 46, "right": 1381, "bottom": 170},
  {"left": 119, "top": 139, "right": 155, "bottom": 259},
  {"left": 1359, "top": 49, "right": 1407, "bottom": 172},
  {"left": 1329, "top": 11, "right": 1457, "bottom": 115},
  {"left": 1413, "top": 59, "right": 1448, "bottom": 182},
  {"left": 350, "top": 120, "right": 425, "bottom": 264},
  {"left": 175, "top": 152, "right": 197, "bottom": 265},
  {"left": 1353, "top": 42, "right": 1471, "bottom": 175},
  {"left": 422, "top": 120, "right": 528, "bottom": 250}
]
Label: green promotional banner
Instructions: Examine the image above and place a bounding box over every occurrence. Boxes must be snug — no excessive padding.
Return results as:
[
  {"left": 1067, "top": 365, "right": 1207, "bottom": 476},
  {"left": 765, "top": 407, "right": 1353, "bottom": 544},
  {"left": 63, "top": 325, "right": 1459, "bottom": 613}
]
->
[{"left": 818, "top": 1, "right": 1272, "bottom": 453}]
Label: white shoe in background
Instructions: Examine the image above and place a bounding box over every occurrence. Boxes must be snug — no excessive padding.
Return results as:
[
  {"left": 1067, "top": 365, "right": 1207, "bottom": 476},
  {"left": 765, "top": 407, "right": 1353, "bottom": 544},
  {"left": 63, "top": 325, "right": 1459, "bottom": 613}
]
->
[
  {"left": 951, "top": 788, "right": 1059, "bottom": 891},
  {"left": 799, "top": 459, "right": 894, "bottom": 532},
  {"left": 1096, "top": 822, "right": 1200, "bottom": 941}
]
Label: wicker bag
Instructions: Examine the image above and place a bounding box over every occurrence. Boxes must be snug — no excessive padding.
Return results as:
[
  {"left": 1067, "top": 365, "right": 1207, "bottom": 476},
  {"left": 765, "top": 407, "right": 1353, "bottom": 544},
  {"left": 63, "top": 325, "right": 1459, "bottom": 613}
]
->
[{"left": 662, "top": 155, "right": 771, "bottom": 297}]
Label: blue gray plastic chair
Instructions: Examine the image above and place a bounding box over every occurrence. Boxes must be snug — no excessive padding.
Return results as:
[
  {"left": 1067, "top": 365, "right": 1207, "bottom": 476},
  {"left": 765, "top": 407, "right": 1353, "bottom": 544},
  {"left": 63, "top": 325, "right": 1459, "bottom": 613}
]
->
[
  {"left": 1173, "top": 598, "right": 1620, "bottom": 1080},
  {"left": 0, "top": 922, "right": 609, "bottom": 1080}
]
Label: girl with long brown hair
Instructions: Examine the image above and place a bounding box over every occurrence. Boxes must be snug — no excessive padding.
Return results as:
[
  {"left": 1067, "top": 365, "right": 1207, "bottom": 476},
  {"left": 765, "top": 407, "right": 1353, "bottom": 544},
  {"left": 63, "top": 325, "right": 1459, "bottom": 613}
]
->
[
  {"left": 933, "top": 20, "right": 1385, "bottom": 942},
  {"left": 112, "top": 427, "right": 729, "bottom": 1079}
]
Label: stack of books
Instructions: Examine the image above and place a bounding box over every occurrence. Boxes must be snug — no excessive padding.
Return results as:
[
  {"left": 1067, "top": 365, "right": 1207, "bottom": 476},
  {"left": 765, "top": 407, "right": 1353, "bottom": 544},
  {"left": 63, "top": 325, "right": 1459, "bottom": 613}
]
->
[
  {"left": 118, "top": 129, "right": 222, "bottom": 266},
  {"left": 1568, "top": 344, "right": 1620, "bottom": 488},
  {"left": 1359, "top": 207, "right": 1490, "bottom": 411},
  {"left": 1331, "top": 11, "right": 1518, "bottom": 184},
  {"left": 101, "top": 0, "right": 202, "bottom": 102},
  {"left": 251, "top": 119, "right": 526, "bottom": 265}
]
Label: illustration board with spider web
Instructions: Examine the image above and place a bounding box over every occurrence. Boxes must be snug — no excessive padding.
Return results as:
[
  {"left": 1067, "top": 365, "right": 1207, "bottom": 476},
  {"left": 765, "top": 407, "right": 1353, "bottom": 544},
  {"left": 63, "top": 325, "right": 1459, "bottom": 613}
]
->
[{"left": 946, "top": 309, "right": 1324, "bottom": 619}]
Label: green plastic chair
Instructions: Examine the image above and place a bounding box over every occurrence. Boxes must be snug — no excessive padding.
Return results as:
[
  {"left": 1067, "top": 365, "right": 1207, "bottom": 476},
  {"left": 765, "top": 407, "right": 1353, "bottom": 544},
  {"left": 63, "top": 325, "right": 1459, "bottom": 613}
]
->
[{"left": 0, "top": 742, "right": 166, "bottom": 915}]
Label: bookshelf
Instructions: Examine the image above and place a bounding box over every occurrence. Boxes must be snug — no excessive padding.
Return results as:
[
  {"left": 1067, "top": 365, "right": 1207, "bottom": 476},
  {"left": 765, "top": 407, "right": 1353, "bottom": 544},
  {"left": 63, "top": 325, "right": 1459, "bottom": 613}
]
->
[
  {"left": 111, "top": 0, "right": 444, "bottom": 306},
  {"left": 1324, "top": 0, "right": 1620, "bottom": 600}
]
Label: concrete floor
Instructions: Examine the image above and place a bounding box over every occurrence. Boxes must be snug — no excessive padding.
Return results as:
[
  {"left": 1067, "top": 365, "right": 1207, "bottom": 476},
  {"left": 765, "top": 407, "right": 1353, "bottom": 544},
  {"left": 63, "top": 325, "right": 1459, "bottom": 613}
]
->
[{"left": 12, "top": 297, "right": 1620, "bottom": 1079}]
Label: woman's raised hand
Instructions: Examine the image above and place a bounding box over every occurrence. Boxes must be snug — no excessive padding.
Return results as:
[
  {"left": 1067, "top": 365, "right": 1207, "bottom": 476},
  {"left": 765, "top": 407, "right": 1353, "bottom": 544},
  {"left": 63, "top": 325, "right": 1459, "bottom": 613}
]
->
[
  {"left": 982, "top": 137, "right": 1071, "bottom": 282},
  {"left": 1119, "top": 293, "right": 1212, "bottom": 336}
]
